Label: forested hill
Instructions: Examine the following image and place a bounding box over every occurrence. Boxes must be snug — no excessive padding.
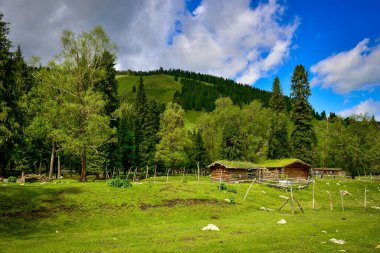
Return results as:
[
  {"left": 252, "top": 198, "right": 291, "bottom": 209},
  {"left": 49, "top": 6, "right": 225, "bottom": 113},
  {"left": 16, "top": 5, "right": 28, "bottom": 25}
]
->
[{"left": 117, "top": 69, "right": 292, "bottom": 112}]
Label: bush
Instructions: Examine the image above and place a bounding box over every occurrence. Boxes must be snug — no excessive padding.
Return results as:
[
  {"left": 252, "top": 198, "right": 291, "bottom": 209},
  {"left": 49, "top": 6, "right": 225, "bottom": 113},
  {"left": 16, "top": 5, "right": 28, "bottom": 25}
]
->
[
  {"left": 218, "top": 183, "right": 227, "bottom": 190},
  {"left": 107, "top": 178, "right": 132, "bottom": 188},
  {"left": 7, "top": 176, "right": 17, "bottom": 183},
  {"left": 227, "top": 187, "right": 237, "bottom": 193}
]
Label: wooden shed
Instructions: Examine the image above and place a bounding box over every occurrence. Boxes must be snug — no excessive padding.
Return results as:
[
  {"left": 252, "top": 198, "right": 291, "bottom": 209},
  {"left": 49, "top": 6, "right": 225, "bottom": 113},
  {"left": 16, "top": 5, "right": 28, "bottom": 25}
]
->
[
  {"left": 312, "top": 168, "right": 345, "bottom": 177},
  {"left": 258, "top": 159, "right": 311, "bottom": 181},
  {"left": 208, "top": 158, "right": 311, "bottom": 182},
  {"left": 208, "top": 160, "right": 258, "bottom": 182}
]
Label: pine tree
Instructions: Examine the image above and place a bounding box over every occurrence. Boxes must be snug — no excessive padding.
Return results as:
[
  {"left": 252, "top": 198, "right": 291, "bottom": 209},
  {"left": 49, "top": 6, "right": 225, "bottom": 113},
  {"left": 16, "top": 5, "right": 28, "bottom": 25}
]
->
[
  {"left": 139, "top": 100, "right": 161, "bottom": 167},
  {"left": 0, "top": 13, "right": 31, "bottom": 175},
  {"left": 269, "top": 76, "right": 286, "bottom": 112},
  {"left": 267, "top": 77, "right": 289, "bottom": 159},
  {"left": 220, "top": 120, "right": 242, "bottom": 160},
  {"left": 134, "top": 76, "right": 147, "bottom": 165},
  {"left": 290, "top": 65, "right": 316, "bottom": 164},
  {"left": 136, "top": 76, "right": 147, "bottom": 115},
  {"left": 189, "top": 130, "right": 208, "bottom": 170},
  {"left": 94, "top": 51, "right": 120, "bottom": 173}
]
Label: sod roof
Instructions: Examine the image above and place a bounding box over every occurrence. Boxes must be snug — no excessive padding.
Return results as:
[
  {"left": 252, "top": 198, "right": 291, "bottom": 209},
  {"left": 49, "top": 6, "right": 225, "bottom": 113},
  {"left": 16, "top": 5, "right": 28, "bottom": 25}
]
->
[
  {"left": 257, "top": 158, "right": 310, "bottom": 168},
  {"left": 209, "top": 158, "right": 310, "bottom": 169},
  {"left": 208, "top": 160, "right": 259, "bottom": 169}
]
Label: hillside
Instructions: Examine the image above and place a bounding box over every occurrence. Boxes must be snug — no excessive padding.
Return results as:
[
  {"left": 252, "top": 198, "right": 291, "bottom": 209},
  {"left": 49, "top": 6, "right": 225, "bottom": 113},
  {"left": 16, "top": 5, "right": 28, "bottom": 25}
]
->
[
  {"left": 117, "top": 74, "right": 181, "bottom": 104},
  {"left": 117, "top": 74, "right": 203, "bottom": 129}
]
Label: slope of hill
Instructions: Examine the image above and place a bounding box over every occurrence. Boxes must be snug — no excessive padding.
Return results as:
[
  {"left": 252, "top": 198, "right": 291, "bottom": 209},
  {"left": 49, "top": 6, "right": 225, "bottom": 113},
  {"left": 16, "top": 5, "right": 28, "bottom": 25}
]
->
[{"left": 117, "top": 74, "right": 181, "bottom": 104}]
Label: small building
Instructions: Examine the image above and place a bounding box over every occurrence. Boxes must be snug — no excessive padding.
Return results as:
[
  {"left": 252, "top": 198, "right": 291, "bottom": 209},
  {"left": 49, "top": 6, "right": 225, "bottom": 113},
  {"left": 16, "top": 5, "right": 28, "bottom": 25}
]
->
[
  {"left": 208, "top": 160, "right": 258, "bottom": 182},
  {"left": 312, "top": 168, "right": 345, "bottom": 177},
  {"left": 208, "top": 158, "right": 311, "bottom": 182},
  {"left": 258, "top": 159, "right": 311, "bottom": 181}
]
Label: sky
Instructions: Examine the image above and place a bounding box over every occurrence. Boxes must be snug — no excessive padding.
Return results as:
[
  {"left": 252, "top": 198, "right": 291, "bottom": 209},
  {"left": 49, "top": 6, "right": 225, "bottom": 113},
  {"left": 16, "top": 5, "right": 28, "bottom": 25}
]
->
[{"left": 0, "top": 0, "right": 379, "bottom": 119}]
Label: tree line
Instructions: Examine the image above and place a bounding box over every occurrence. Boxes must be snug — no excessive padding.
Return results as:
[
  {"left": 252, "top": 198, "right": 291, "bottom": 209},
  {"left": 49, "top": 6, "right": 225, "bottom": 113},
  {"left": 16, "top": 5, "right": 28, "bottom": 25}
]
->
[{"left": 1, "top": 13, "right": 379, "bottom": 180}]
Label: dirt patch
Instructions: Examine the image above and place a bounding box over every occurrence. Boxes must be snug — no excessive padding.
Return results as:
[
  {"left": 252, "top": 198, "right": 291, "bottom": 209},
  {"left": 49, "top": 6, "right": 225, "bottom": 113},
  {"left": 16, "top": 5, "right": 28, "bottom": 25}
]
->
[
  {"left": 140, "top": 198, "right": 225, "bottom": 210},
  {"left": 1, "top": 207, "right": 50, "bottom": 220},
  {"left": 99, "top": 203, "right": 135, "bottom": 210},
  {"left": 0, "top": 204, "right": 80, "bottom": 220},
  {"left": 57, "top": 187, "right": 82, "bottom": 195}
]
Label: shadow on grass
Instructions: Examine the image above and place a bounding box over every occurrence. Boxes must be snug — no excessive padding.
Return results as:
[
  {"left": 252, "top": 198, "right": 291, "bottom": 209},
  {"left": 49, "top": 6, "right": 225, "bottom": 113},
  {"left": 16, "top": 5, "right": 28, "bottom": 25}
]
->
[{"left": 0, "top": 185, "right": 82, "bottom": 238}]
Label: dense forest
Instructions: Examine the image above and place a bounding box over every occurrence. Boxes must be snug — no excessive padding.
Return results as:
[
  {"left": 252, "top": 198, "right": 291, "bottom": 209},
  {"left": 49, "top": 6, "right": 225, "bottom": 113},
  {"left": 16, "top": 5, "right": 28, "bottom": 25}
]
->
[{"left": 1, "top": 13, "right": 380, "bottom": 181}]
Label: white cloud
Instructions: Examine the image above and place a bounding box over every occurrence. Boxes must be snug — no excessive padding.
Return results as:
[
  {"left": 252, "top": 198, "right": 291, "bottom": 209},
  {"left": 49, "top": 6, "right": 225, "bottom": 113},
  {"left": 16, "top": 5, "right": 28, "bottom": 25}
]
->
[
  {"left": 340, "top": 99, "right": 380, "bottom": 120},
  {"left": 0, "top": 0, "right": 298, "bottom": 84},
  {"left": 310, "top": 39, "right": 380, "bottom": 93}
]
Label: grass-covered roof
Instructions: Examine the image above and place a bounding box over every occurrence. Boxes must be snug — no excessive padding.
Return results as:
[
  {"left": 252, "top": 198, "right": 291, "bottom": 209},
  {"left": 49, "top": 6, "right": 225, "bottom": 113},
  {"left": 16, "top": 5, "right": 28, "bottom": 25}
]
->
[
  {"left": 208, "top": 160, "right": 258, "bottom": 169},
  {"left": 257, "top": 158, "right": 310, "bottom": 168},
  {"left": 209, "top": 158, "right": 310, "bottom": 169}
]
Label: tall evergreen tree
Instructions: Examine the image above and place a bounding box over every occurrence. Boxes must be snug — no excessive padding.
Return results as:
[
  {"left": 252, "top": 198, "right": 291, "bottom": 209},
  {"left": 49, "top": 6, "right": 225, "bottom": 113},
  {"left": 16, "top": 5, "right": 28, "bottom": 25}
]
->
[
  {"left": 189, "top": 130, "right": 208, "bottom": 170},
  {"left": 268, "top": 76, "right": 286, "bottom": 112},
  {"left": 268, "top": 77, "right": 289, "bottom": 159},
  {"left": 290, "top": 65, "right": 316, "bottom": 164},
  {"left": 134, "top": 76, "right": 147, "bottom": 165},
  {"left": 94, "top": 51, "right": 121, "bottom": 173},
  {"left": 0, "top": 13, "right": 32, "bottom": 175},
  {"left": 139, "top": 100, "right": 161, "bottom": 167}
]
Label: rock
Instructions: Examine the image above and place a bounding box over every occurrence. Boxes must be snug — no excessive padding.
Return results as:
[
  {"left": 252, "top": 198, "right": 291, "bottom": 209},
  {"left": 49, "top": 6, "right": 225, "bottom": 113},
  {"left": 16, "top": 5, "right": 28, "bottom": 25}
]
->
[
  {"left": 202, "top": 224, "right": 219, "bottom": 231},
  {"left": 261, "top": 191, "right": 266, "bottom": 193},
  {"left": 224, "top": 199, "right": 231, "bottom": 203},
  {"left": 56, "top": 230, "right": 59, "bottom": 233},
  {"left": 321, "top": 231, "right": 327, "bottom": 233},
  {"left": 337, "top": 250, "right": 346, "bottom": 252},
  {"left": 329, "top": 238, "right": 345, "bottom": 244},
  {"left": 376, "top": 244, "right": 380, "bottom": 249},
  {"left": 277, "top": 219, "right": 286, "bottom": 224},
  {"left": 336, "top": 183, "right": 340, "bottom": 186},
  {"left": 340, "top": 190, "right": 351, "bottom": 196},
  {"left": 370, "top": 206, "right": 380, "bottom": 210},
  {"left": 260, "top": 207, "right": 274, "bottom": 211},
  {"left": 326, "top": 182, "right": 330, "bottom": 185}
]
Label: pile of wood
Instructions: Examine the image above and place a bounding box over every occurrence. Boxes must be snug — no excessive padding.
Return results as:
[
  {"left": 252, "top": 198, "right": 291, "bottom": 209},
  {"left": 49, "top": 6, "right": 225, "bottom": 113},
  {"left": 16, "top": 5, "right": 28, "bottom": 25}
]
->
[{"left": 20, "top": 173, "right": 48, "bottom": 183}]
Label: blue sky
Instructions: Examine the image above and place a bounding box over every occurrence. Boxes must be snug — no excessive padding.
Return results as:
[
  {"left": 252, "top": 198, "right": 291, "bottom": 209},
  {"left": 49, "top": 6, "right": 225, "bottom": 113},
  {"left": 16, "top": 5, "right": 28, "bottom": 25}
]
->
[
  {"left": 253, "top": 0, "right": 380, "bottom": 116},
  {"left": 1, "top": 0, "right": 379, "bottom": 118}
]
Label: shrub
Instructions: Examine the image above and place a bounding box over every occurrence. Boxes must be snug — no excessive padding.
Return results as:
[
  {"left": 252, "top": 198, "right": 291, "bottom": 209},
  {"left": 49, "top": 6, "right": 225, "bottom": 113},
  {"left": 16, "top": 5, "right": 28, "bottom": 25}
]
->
[
  {"left": 218, "top": 183, "right": 227, "bottom": 190},
  {"left": 7, "top": 176, "right": 17, "bottom": 183},
  {"left": 227, "top": 187, "right": 237, "bottom": 193},
  {"left": 107, "top": 178, "right": 132, "bottom": 188},
  {"left": 228, "top": 197, "right": 236, "bottom": 204}
]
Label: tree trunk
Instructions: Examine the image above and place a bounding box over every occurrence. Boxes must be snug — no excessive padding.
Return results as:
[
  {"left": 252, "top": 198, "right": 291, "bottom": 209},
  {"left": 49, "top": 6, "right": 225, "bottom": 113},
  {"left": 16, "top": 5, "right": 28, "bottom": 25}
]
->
[
  {"left": 38, "top": 161, "right": 42, "bottom": 175},
  {"left": 57, "top": 155, "right": 61, "bottom": 179},
  {"left": 80, "top": 150, "right": 87, "bottom": 182},
  {"left": 49, "top": 143, "right": 55, "bottom": 180}
]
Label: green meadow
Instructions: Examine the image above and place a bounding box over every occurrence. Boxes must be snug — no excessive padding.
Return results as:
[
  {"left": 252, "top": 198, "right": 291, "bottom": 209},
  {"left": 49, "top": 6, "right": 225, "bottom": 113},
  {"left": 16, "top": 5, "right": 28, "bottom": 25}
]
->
[{"left": 1, "top": 177, "right": 379, "bottom": 252}]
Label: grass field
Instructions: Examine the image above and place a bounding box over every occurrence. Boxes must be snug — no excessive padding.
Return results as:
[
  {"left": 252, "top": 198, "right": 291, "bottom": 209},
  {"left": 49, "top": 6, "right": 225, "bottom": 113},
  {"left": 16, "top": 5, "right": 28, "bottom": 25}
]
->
[
  {"left": 1, "top": 176, "right": 379, "bottom": 252},
  {"left": 184, "top": 110, "right": 203, "bottom": 130},
  {"left": 117, "top": 74, "right": 181, "bottom": 104}
]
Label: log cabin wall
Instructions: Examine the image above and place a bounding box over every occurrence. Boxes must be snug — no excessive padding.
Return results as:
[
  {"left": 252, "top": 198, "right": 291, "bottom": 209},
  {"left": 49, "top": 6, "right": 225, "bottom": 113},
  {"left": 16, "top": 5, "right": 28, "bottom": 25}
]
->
[
  {"left": 283, "top": 162, "right": 310, "bottom": 179},
  {"left": 261, "top": 168, "right": 280, "bottom": 181},
  {"left": 210, "top": 165, "right": 249, "bottom": 182}
]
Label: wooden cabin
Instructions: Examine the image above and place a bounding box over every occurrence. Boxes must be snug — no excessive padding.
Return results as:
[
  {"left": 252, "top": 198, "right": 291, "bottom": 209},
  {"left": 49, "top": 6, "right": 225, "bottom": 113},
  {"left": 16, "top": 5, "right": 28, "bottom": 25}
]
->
[
  {"left": 208, "top": 159, "right": 311, "bottom": 182},
  {"left": 258, "top": 159, "right": 311, "bottom": 181},
  {"left": 312, "top": 168, "right": 345, "bottom": 177},
  {"left": 208, "top": 160, "right": 258, "bottom": 182}
]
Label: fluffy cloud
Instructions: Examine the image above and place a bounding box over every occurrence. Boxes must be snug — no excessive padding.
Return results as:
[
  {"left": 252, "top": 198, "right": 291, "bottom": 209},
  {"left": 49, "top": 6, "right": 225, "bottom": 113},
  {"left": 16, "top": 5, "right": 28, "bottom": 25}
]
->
[
  {"left": 0, "top": 0, "right": 297, "bottom": 84},
  {"left": 310, "top": 39, "right": 380, "bottom": 93},
  {"left": 339, "top": 99, "right": 380, "bottom": 120}
]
